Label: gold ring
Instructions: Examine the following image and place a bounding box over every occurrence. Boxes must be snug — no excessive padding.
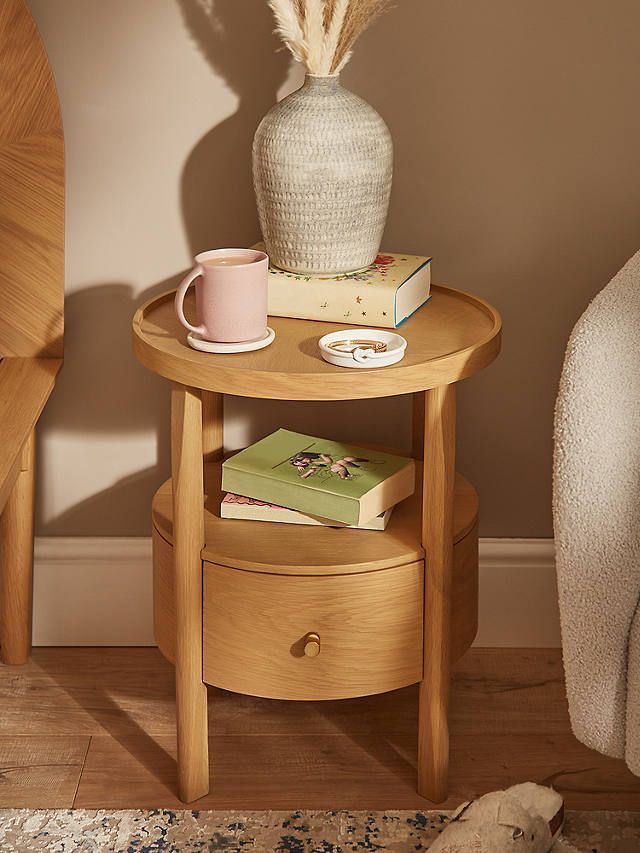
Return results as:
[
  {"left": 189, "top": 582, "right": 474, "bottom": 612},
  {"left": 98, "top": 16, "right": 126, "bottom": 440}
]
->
[{"left": 327, "top": 339, "right": 388, "bottom": 354}]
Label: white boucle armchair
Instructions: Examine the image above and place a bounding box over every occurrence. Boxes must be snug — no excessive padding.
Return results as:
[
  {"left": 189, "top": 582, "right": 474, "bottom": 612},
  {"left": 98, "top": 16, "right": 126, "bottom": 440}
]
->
[{"left": 554, "top": 250, "right": 640, "bottom": 773}]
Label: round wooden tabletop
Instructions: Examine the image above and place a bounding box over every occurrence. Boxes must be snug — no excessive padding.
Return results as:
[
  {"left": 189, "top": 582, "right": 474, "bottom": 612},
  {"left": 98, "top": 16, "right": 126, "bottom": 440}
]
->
[{"left": 132, "top": 285, "right": 501, "bottom": 400}]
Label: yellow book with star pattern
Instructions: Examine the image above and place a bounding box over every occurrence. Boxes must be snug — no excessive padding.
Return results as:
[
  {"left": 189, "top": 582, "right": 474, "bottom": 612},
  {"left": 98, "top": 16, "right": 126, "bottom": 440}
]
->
[{"left": 257, "top": 245, "right": 431, "bottom": 328}]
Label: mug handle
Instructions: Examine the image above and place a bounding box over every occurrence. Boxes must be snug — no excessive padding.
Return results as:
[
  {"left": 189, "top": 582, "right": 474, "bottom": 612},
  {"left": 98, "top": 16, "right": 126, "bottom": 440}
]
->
[{"left": 175, "top": 264, "right": 207, "bottom": 336}]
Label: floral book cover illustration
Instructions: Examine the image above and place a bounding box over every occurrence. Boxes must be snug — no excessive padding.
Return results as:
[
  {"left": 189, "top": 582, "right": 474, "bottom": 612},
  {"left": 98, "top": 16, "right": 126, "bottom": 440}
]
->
[
  {"left": 254, "top": 243, "right": 432, "bottom": 328},
  {"left": 221, "top": 429, "right": 415, "bottom": 526}
]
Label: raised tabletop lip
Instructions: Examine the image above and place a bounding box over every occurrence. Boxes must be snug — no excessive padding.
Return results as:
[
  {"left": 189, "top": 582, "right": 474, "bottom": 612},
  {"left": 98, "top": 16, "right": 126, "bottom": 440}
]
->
[{"left": 132, "top": 284, "right": 502, "bottom": 400}]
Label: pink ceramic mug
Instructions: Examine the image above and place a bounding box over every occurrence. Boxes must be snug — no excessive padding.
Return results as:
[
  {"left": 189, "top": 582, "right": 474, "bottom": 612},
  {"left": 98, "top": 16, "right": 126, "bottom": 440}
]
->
[{"left": 175, "top": 248, "right": 269, "bottom": 343}]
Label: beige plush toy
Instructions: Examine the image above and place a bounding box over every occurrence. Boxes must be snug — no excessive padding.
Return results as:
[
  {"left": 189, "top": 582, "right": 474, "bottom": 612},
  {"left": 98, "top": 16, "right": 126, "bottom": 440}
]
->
[{"left": 429, "top": 783, "right": 581, "bottom": 852}]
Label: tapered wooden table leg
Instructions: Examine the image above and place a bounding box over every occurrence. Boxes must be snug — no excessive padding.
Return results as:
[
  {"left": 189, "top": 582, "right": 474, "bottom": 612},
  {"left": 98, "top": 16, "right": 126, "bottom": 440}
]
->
[
  {"left": 171, "top": 384, "right": 209, "bottom": 802},
  {"left": 0, "top": 430, "right": 36, "bottom": 665},
  {"left": 417, "top": 384, "right": 456, "bottom": 803}
]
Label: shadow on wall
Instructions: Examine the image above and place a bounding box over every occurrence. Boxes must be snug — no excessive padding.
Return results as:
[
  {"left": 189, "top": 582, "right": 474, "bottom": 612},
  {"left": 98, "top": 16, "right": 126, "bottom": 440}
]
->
[
  {"left": 178, "top": 0, "right": 290, "bottom": 252},
  {"left": 37, "top": 0, "right": 289, "bottom": 535},
  {"left": 40, "top": 0, "right": 412, "bottom": 536},
  {"left": 37, "top": 278, "right": 177, "bottom": 536}
]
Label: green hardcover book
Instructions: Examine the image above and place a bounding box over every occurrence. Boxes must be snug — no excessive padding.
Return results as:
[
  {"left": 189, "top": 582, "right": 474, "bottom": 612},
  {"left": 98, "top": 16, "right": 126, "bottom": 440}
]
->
[{"left": 221, "top": 429, "right": 415, "bottom": 526}]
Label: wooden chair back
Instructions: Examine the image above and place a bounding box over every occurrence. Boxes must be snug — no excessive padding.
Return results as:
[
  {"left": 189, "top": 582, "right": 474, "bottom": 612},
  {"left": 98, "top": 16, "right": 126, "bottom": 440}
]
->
[{"left": 0, "top": 0, "right": 64, "bottom": 358}]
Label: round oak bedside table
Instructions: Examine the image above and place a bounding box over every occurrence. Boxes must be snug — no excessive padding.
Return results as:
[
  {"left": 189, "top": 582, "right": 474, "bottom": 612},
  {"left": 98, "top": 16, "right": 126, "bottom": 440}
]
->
[{"left": 132, "top": 284, "right": 501, "bottom": 805}]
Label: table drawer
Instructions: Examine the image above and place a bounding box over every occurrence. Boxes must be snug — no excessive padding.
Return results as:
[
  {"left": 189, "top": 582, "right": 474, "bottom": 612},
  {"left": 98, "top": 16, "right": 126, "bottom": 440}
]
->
[
  {"left": 202, "top": 561, "right": 424, "bottom": 700},
  {"left": 152, "top": 517, "right": 480, "bottom": 685}
]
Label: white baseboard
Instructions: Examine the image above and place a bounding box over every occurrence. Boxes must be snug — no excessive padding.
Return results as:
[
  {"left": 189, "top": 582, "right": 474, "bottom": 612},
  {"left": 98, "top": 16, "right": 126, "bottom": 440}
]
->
[
  {"left": 32, "top": 536, "right": 560, "bottom": 648},
  {"left": 33, "top": 537, "right": 154, "bottom": 647},
  {"left": 476, "top": 538, "right": 560, "bottom": 647}
]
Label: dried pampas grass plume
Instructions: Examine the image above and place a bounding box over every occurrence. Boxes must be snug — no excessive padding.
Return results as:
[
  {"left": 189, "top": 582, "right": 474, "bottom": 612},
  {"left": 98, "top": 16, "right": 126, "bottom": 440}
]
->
[
  {"left": 322, "top": 0, "right": 349, "bottom": 73},
  {"left": 267, "top": 0, "right": 394, "bottom": 76},
  {"left": 303, "top": 0, "right": 326, "bottom": 72},
  {"left": 267, "top": 0, "right": 307, "bottom": 64}
]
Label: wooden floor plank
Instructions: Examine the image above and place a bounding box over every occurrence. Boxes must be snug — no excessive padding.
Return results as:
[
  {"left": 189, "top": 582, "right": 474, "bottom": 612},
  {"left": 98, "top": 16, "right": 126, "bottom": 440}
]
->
[
  {"left": 0, "top": 736, "right": 89, "bottom": 808},
  {"left": 0, "top": 648, "right": 568, "bottom": 736},
  {"left": 73, "top": 731, "right": 640, "bottom": 811},
  {"left": 0, "top": 648, "right": 176, "bottom": 736},
  {"left": 1, "top": 648, "right": 639, "bottom": 810}
]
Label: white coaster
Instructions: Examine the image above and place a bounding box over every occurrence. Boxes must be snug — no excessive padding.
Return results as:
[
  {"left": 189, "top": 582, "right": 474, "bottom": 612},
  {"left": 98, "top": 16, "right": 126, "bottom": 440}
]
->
[{"left": 187, "top": 327, "right": 275, "bottom": 354}]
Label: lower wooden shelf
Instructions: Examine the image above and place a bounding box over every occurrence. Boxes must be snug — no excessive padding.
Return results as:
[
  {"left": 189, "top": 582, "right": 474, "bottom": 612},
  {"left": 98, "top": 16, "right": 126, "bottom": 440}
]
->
[{"left": 151, "top": 463, "right": 479, "bottom": 701}]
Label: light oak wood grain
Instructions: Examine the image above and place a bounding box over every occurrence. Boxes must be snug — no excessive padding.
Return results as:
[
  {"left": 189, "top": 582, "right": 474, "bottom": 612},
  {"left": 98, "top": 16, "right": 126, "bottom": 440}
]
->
[
  {"left": 450, "top": 518, "right": 479, "bottom": 661},
  {"left": 170, "top": 385, "right": 209, "bottom": 803},
  {"left": 0, "top": 357, "right": 61, "bottom": 512},
  {"left": 0, "top": 649, "right": 179, "bottom": 737},
  {"left": 153, "top": 526, "right": 176, "bottom": 666},
  {"left": 412, "top": 392, "right": 425, "bottom": 460},
  {"left": 0, "top": 2, "right": 61, "bottom": 145},
  {"left": 0, "top": 0, "right": 64, "bottom": 668},
  {"left": 133, "top": 286, "right": 501, "bottom": 400},
  {"left": 71, "top": 729, "right": 640, "bottom": 812},
  {"left": 153, "top": 511, "right": 478, "bottom": 674},
  {"left": 134, "top": 272, "right": 500, "bottom": 804},
  {"left": 418, "top": 384, "right": 456, "bottom": 803},
  {"left": 0, "top": 648, "right": 573, "bottom": 739},
  {"left": 4, "top": 648, "right": 640, "bottom": 810},
  {"left": 202, "top": 391, "right": 224, "bottom": 463},
  {"left": 202, "top": 391, "right": 223, "bottom": 496},
  {"left": 0, "top": 0, "right": 64, "bottom": 358},
  {"left": 202, "top": 561, "right": 424, "bottom": 700},
  {"left": 0, "top": 735, "right": 88, "bottom": 808},
  {"left": 152, "top": 462, "right": 478, "bottom": 575},
  {"left": 0, "top": 430, "right": 35, "bottom": 664}
]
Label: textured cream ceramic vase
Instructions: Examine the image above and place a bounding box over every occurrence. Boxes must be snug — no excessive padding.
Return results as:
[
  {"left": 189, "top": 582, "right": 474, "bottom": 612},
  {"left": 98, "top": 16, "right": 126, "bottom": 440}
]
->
[{"left": 252, "top": 75, "right": 393, "bottom": 276}]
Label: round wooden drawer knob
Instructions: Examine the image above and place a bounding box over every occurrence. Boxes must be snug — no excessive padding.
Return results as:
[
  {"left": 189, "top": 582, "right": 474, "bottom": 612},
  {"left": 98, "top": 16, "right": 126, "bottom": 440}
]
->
[{"left": 303, "top": 633, "right": 321, "bottom": 658}]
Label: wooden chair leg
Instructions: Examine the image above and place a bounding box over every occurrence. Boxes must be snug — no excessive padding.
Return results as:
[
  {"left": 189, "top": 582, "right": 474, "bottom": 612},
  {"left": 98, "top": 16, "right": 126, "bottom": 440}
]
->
[
  {"left": 171, "top": 384, "right": 209, "bottom": 803},
  {"left": 417, "top": 385, "right": 456, "bottom": 802},
  {"left": 0, "top": 430, "right": 36, "bottom": 665}
]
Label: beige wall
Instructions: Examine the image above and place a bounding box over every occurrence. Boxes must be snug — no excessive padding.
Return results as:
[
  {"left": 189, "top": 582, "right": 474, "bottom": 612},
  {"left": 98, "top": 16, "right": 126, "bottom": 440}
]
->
[{"left": 29, "top": 0, "right": 640, "bottom": 538}]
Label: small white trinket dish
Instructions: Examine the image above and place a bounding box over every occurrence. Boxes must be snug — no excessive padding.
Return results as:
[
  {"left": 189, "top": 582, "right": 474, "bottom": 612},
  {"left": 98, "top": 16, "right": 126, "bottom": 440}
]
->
[{"left": 318, "top": 329, "right": 407, "bottom": 369}]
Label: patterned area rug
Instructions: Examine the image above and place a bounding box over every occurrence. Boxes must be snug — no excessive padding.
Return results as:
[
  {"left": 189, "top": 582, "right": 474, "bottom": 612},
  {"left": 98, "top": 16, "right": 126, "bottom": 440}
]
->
[{"left": 0, "top": 809, "right": 639, "bottom": 852}]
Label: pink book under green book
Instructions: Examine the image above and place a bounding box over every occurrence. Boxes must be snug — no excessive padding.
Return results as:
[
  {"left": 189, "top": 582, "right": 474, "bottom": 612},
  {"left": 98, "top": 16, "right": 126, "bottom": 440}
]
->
[{"left": 221, "top": 429, "right": 415, "bottom": 526}]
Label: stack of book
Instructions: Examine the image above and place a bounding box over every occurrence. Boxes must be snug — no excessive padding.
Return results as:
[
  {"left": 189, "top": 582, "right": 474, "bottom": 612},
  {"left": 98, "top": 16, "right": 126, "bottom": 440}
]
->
[{"left": 221, "top": 429, "right": 415, "bottom": 530}]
